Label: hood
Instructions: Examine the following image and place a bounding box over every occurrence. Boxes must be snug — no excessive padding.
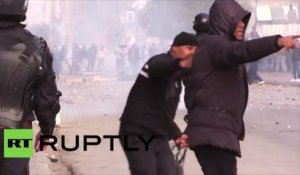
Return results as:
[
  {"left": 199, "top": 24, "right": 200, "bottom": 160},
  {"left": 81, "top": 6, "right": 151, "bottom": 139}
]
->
[{"left": 209, "top": 0, "right": 251, "bottom": 40}]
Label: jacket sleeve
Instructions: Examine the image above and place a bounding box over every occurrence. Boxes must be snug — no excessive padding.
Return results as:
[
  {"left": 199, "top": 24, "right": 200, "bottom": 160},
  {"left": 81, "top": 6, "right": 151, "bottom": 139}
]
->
[
  {"left": 33, "top": 38, "right": 61, "bottom": 135},
  {"left": 145, "top": 55, "right": 182, "bottom": 78},
  {"left": 212, "top": 35, "right": 282, "bottom": 68},
  {"left": 168, "top": 121, "right": 182, "bottom": 140}
]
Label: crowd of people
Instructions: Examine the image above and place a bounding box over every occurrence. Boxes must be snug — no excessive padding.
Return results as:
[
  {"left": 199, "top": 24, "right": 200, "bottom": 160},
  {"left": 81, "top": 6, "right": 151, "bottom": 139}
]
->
[
  {"left": 49, "top": 5, "right": 300, "bottom": 83},
  {"left": 49, "top": 37, "right": 300, "bottom": 83},
  {"left": 50, "top": 41, "right": 164, "bottom": 79}
]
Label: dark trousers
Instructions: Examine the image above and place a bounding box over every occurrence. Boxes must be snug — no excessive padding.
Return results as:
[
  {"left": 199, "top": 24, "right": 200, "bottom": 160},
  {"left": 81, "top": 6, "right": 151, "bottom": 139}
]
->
[
  {"left": 119, "top": 129, "right": 176, "bottom": 175},
  {"left": 0, "top": 130, "right": 29, "bottom": 175},
  {"left": 248, "top": 62, "right": 263, "bottom": 84},
  {"left": 292, "top": 61, "right": 300, "bottom": 79},
  {"left": 192, "top": 145, "right": 237, "bottom": 175}
]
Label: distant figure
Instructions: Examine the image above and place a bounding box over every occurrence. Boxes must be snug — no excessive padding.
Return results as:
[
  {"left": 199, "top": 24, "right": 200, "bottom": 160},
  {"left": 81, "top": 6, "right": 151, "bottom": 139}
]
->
[
  {"left": 247, "top": 28, "right": 264, "bottom": 85},
  {"left": 56, "top": 45, "right": 67, "bottom": 78},
  {"left": 79, "top": 45, "right": 88, "bottom": 71},
  {"left": 287, "top": 4, "right": 297, "bottom": 23},
  {"left": 115, "top": 44, "right": 127, "bottom": 76},
  {"left": 291, "top": 40, "right": 300, "bottom": 82},
  {"left": 128, "top": 43, "right": 140, "bottom": 74},
  {"left": 71, "top": 43, "right": 80, "bottom": 75},
  {"left": 52, "top": 45, "right": 60, "bottom": 77},
  {"left": 96, "top": 46, "right": 107, "bottom": 73},
  {"left": 87, "top": 44, "right": 98, "bottom": 72}
]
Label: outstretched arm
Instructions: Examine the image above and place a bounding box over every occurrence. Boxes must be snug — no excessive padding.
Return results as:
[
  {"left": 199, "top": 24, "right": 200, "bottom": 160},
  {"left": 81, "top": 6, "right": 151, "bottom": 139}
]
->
[{"left": 213, "top": 35, "right": 300, "bottom": 67}]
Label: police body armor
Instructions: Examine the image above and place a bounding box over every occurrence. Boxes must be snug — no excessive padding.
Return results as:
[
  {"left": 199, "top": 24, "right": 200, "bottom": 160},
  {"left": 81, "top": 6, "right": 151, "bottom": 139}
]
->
[{"left": 0, "top": 32, "right": 42, "bottom": 129}]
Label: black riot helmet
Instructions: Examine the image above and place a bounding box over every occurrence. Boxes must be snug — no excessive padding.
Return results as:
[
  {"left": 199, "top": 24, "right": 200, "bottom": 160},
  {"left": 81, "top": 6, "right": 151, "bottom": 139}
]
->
[
  {"left": 0, "top": 0, "right": 28, "bottom": 22},
  {"left": 193, "top": 13, "right": 209, "bottom": 34}
]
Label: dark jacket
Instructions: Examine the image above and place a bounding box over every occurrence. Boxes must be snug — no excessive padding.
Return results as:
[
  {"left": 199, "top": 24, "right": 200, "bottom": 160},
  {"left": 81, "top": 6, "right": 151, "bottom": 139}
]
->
[
  {"left": 120, "top": 52, "right": 186, "bottom": 140},
  {"left": 184, "top": 0, "right": 281, "bottom": 157},
  {"left": 184, "top": 33, "right": 209, "bottom": 113},
  {"left": 0, "top": 22, "right": 60, "bottom": 135}
]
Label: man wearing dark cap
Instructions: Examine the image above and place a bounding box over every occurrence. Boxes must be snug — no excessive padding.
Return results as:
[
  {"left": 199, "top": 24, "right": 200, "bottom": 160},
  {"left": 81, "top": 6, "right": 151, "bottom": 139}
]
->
[{"left": 119, "top": 32, "right": 198, "bottom": 175}]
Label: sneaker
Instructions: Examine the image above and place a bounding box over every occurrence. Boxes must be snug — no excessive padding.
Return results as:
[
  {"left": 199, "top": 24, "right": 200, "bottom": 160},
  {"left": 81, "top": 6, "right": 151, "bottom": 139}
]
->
[
  {"left": 258, "top": 81, "right": 265, "bottom": 85},
  {"left": 296, "top": 79, "right": 300, "bottom": 82},
  {"left": 290, "top": 79, "right": 296, "bottom": 82}
]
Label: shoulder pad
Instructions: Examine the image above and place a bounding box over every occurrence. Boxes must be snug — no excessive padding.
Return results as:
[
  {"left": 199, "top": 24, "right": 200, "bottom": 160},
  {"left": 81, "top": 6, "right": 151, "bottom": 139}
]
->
[
  {"left": 23, "top": 29, "right": 47, "bottom": 50},
  {"left": 23, "top": 29, "right": 35, "bottom": 38},
  {"left": 34, "top": 37, "right": 47, "bottom": 48}
]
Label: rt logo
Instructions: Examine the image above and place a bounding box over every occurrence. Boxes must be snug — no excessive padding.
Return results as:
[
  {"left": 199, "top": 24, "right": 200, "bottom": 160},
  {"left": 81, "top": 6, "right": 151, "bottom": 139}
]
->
[{"left": 4, "top": 129, "right": 33, "bottom": 158}]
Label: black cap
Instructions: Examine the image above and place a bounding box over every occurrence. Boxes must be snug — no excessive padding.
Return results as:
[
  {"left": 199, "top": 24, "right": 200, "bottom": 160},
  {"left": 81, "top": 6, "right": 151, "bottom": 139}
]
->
[{"left": 172, "top": 32, "right": 198, "bottom": 47}]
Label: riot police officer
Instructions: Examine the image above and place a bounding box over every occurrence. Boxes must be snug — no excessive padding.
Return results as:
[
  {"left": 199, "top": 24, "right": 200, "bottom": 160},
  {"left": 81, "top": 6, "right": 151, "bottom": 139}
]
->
[
  {"left": 193, "top": 13, "right": 209, "bottom": 37},
  {"left": 184, "top": 13, "right": 209, "bottom": 113},
  {"left": 0, "top": 1, "right": 61, "bottom": 174}
]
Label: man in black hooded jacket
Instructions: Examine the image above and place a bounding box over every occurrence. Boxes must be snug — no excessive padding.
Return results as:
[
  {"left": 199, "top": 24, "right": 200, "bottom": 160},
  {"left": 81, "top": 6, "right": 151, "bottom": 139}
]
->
[{"left": 184, "top": 0, "right": 299, "bottom": 174}]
